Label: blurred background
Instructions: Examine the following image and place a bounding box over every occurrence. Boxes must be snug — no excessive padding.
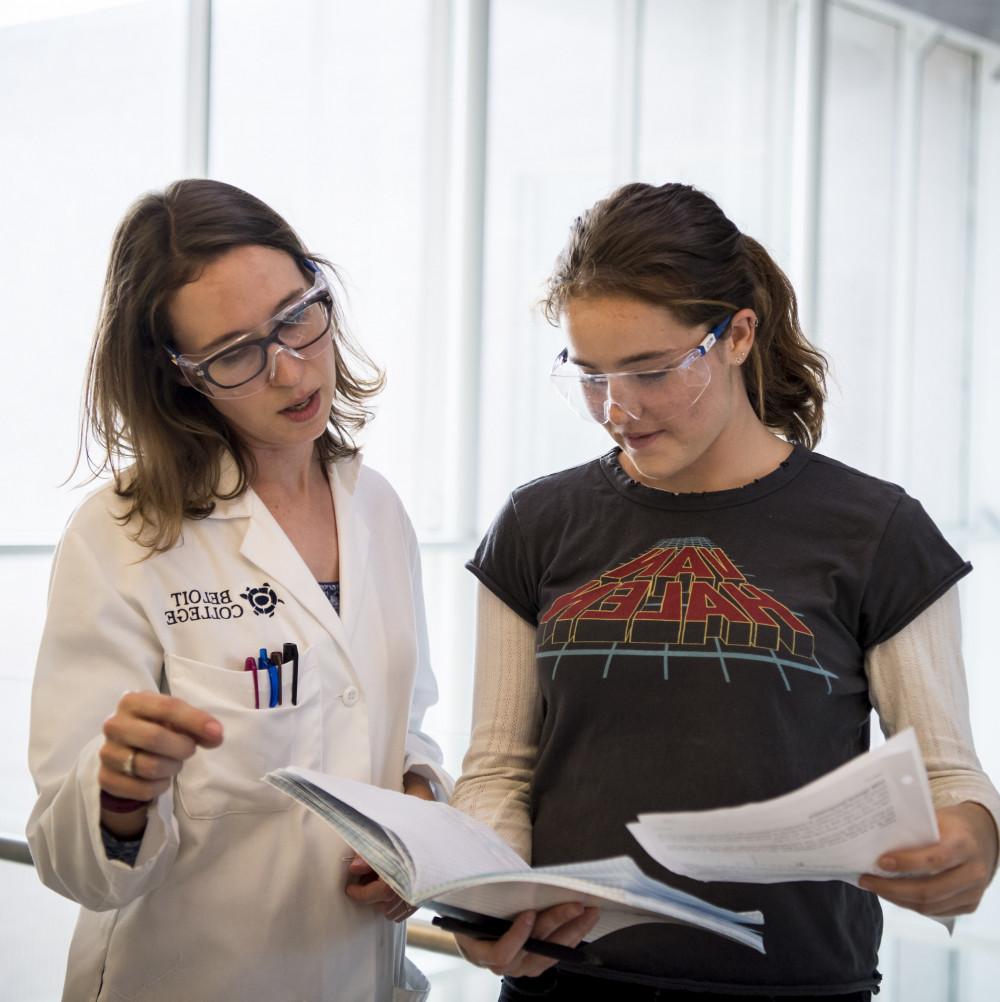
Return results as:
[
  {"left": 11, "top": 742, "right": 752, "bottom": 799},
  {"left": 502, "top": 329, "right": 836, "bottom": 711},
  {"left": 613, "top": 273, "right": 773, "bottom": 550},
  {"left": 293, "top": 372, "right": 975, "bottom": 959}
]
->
[{"left": 1, "top": 0, "right": 999, "bottom": 998}]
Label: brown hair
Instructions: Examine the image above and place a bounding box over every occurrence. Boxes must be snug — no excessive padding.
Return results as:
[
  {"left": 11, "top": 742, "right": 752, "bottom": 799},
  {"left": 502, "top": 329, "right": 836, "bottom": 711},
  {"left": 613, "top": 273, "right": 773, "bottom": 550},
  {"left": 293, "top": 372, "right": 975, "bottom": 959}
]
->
[
  {"left": 543, "top": 182, "right": 827, "bottom": 447},
  {"left": 79, "top": 178, "right": 384, "bottom": 552}
]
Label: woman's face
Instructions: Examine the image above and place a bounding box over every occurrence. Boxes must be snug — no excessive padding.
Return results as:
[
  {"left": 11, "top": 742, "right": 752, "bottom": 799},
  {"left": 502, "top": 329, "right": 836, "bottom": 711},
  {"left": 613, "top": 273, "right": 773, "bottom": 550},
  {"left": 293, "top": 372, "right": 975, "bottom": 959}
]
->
[
  {"left": 562, "top": 294, "right": 756, "bottom": 490},
  {"left": 168, "top": 245, "right": 337, "bottom": 458}
]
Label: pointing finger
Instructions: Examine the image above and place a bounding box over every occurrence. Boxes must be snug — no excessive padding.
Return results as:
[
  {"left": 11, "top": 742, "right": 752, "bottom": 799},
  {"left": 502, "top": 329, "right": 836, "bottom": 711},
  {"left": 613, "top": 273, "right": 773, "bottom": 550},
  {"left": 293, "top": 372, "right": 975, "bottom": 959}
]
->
[{"left": 120, "top": 692, "right": 224, "bottom": 747}]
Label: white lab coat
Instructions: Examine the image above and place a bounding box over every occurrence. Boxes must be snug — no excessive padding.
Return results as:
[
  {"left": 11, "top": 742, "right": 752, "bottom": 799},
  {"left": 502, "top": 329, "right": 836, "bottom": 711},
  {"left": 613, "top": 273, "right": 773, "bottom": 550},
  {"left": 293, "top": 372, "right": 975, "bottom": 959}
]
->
[{"left": 27, "top": 452, "right": 451, "bottom": 1002}]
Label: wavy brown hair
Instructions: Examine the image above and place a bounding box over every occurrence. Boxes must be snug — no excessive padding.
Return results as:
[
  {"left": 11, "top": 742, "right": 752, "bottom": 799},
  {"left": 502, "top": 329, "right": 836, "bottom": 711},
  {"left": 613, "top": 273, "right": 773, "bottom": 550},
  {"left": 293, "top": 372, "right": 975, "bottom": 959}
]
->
[
  {"left": 79, "top": 178, "right": 384, "bottom": 552},
  {"left": 543, "top": 182, "right": 827, "bottom": 447}
]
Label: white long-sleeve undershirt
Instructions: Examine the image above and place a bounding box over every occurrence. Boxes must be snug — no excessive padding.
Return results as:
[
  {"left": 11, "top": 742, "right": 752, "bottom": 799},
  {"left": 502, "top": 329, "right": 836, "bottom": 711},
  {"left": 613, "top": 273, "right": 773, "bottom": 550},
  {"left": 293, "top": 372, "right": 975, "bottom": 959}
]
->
[{"left": 451, "top": 583, "right": 1000, "bottom": 863}]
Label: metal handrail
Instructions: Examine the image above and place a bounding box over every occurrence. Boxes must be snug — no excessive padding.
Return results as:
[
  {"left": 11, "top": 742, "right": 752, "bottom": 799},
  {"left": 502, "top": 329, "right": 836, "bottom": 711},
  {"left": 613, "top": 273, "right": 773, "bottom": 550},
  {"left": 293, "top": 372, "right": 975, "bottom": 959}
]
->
[
  {"left": 0, "top": 832, "right": 459, "bottom": 956},
  {"left": 1, "top": 833, "right": 32, "bottom": 866},
  {"left": 406, "top": 919, "right": 463, "bottom": 957}
]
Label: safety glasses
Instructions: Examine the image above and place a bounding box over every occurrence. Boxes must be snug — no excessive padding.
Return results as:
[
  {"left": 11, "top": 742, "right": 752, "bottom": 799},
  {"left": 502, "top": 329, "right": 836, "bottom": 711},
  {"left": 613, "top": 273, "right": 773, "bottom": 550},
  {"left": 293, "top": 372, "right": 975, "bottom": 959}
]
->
[
  {"left": 166, "top": 265, "right": 335, "bottom": 399},
  {"left": 549, "top": 315, "right": 732, "bottom": 424}
]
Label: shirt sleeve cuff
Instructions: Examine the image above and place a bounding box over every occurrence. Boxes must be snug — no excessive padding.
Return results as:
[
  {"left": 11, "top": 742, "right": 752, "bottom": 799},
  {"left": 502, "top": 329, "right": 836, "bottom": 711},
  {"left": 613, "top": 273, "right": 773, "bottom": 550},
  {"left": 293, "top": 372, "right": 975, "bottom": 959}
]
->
[
  {"left": 100, "top": 826, "right": 144, "bottom": 867},
  {"left": 930, "top": 784, "right": 1000, "bottom": 870},
  {"left": 403, "top": 753, "right": 454, "bottom": 802}
]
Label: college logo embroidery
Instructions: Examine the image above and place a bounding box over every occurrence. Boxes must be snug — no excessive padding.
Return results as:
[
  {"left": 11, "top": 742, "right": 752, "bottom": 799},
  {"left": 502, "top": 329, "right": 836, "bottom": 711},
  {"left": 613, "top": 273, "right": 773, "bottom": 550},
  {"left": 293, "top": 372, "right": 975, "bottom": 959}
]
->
[
  {"left": 539, "top": 536, "right": 835, "bottom": 691},
  {"left": 164, "top": 589, "right": 245, "bottom": 626},
  {"left": 241, "top": 582, "right": 285, "bottom": 618}
]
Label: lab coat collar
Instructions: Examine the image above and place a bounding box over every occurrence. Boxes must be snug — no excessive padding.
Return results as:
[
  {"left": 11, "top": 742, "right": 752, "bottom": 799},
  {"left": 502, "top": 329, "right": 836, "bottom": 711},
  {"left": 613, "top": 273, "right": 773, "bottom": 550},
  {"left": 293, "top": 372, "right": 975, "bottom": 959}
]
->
[
  {"left": 213, "top": 450, "right": 369, "bottom": 669},
  {"left": 206, "top": 449, "right": 364, "bottom": 517}
]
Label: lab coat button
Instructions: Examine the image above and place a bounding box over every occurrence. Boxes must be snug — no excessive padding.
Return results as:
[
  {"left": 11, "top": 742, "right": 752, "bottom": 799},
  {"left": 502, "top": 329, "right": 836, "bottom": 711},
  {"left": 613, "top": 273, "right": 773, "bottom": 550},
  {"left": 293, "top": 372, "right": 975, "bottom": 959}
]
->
[{"left": 341, "top": 685, "right": 360, "bottom": 707}]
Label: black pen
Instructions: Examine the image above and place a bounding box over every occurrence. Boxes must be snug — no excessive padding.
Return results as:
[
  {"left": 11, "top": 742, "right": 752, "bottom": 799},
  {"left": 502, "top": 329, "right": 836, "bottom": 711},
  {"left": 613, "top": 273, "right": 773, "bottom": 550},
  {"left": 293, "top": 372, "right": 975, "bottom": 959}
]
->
[
  {"left": 431, "top": 914, "right": 599, "bottom": 966},
  {"left": 269, "top": 651, "right": 283, "bottom": 705},
  {"left": 283, "top": 642, "right": 299, "bottom": 705}
]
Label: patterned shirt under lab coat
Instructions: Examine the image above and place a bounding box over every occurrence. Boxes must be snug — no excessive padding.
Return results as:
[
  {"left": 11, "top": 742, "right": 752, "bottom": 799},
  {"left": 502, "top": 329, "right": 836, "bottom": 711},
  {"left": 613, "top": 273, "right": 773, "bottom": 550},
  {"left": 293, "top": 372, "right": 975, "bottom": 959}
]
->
[{"left": 27, "top": 452, "right": 451, "bottom": 1002}]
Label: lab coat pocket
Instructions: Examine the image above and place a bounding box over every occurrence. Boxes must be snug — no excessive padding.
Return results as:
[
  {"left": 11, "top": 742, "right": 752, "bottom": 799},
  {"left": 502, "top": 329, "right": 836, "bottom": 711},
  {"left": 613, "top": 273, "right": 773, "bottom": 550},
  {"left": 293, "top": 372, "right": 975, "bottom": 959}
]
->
[{"left": 163, "top": 652, "right": 321, "bottom": 820}]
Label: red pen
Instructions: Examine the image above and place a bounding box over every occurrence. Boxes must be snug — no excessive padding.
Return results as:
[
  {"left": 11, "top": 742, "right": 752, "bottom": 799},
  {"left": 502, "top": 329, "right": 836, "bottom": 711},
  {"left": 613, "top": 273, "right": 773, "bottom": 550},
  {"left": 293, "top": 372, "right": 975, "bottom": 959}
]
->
[{"left": 244, "top": 656, "right": 260, "bottom": 709}]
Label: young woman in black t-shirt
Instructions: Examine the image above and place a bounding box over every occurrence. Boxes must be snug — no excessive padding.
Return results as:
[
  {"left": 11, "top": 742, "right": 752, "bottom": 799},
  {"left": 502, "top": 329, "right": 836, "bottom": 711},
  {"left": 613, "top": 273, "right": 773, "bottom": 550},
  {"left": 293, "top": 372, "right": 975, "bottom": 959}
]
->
[{"left": 449, "top": 182, "right": 999, "bottom": 1001}]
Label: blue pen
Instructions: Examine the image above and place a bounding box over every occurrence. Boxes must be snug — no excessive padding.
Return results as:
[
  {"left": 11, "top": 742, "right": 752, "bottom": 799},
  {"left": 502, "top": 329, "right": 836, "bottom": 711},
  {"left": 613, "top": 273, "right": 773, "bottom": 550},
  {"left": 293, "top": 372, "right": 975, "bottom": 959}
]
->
[
  {"left": 258, "top": 648, "right": 279, "bottom": 708},
  {"left": 269, "top": 651, "right": 283, "bottom": 706}
]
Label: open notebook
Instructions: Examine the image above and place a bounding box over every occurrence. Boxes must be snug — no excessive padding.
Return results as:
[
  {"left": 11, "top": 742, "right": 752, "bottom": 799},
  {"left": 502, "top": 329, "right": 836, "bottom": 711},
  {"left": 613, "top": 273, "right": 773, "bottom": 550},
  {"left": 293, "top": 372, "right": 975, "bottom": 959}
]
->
[{"left": 264, "top": 768, "right": 765, "bottom": 953}]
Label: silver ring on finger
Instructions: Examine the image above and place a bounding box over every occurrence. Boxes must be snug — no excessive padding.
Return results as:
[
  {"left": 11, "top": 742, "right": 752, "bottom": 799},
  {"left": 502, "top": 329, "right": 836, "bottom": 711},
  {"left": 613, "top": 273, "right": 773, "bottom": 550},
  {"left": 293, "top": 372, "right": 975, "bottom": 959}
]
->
[{"left": 122, "top": 748, "right": 137, "bottom": 778}]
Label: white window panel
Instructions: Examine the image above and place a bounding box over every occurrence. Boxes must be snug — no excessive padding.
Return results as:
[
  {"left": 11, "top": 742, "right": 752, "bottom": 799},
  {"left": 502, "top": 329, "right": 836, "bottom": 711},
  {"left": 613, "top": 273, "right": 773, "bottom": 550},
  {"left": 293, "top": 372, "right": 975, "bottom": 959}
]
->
[
  {"left": 0, "top": 546, "right": 83, "bottom": 1001},
  {"left": 417, "top": 544, "right": 477, "bottom": 777},
  {"left": 816, "top": 3, "right": 900, "bottom": 476},
  {"left": 210, "top": 0, "right": 451, "bottom": 537},
  {"left": 966, "top": 50, "right": 1000, "bottom": 530},
  {"left": 477, "top": 0, "right": 621, "bottom": 529},
  {"left": 947, "top": 534, "right": 1000, "bottom": 970},
  {"left": 957, "top": 937, "right": 1000, "bottom": 1000},
  {"left": 0, "top": 858, "right": 79, "bottom": 1002},
  {"left": 906, "top": 41, "right": 975, "bottom": 527},
  {"left": 882, "top": 935, "right": 954, "bottom": 1001},
  {"left": 637, "top": 0, "right": 793, "bottom": 254},
  {"left": 0, "top": 550, "right": 59, "bottom": 831},
  {"left": 0, "top": 0, "right": 188, "bottom": 542},
  {"left": 957, "top": 539, "right": 1000, "bottom": 814}
]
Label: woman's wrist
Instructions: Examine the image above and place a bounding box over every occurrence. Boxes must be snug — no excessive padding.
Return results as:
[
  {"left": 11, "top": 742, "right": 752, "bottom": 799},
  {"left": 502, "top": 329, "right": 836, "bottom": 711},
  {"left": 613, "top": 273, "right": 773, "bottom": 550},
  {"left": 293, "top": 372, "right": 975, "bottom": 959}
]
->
[
  {"left": 100, "top": 790, "right": 151, "bottom": 813},
  {"left": 402, "top": 770, "right": 436, "bottom": 802},
  {"left": 100, "top": 791, "right": 152, "bottom": 838}
]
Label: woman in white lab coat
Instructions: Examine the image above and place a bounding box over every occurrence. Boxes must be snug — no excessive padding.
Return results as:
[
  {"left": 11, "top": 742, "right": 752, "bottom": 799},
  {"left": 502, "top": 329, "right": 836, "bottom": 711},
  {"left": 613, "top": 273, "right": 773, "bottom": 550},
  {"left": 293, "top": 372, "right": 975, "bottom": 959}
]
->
[{"left": 27, "top": 178, "right": 450, "bottom": 1002}]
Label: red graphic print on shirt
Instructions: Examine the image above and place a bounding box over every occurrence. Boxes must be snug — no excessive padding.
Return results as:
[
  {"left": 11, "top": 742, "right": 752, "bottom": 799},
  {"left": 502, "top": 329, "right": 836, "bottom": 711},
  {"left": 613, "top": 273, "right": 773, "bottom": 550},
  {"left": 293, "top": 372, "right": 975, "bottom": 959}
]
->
[{"left": 539, "top": 537, "right": 832, "bottom": 689}]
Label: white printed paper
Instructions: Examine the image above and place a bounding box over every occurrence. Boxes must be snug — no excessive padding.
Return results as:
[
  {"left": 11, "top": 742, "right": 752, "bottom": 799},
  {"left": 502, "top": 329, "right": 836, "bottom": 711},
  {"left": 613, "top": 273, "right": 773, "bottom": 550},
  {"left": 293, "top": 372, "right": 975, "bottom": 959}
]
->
[{"left": 628, "top": 729, "right": 938, "bottom": 885}]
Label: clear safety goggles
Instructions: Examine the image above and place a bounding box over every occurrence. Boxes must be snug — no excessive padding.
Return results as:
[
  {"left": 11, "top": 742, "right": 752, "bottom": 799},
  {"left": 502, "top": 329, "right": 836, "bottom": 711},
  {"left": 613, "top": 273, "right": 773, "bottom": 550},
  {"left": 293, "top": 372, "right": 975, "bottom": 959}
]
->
[
  {"left": 550, "top": 315, "right": 732, "bottom": 424},
  {"left": 165, "top": 264, "right": 335, "bottom": 399}
]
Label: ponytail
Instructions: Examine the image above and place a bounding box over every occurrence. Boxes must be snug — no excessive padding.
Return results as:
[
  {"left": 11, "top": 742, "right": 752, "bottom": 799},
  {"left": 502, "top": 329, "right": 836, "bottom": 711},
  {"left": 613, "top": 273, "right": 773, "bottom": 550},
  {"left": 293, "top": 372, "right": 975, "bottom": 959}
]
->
[{"left": 740, "top": 235, "right": 826, "bottom": 449}]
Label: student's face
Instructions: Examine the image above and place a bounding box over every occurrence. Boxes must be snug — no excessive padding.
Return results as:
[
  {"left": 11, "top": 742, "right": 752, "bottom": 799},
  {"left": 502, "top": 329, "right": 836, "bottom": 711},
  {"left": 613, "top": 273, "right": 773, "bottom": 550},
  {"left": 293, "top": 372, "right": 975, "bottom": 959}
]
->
[
  {"left": 562, "top": 294, "right": 753, "bottom": 489},
  {"left": 168, "top": 245, "right": 337, "bottom": 457}
]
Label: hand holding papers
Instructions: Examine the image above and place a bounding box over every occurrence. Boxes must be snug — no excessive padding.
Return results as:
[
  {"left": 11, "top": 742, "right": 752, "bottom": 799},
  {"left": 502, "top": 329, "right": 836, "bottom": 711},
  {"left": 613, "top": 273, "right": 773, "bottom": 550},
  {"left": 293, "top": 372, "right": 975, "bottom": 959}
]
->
[
  {"left": 264, "top": 768, "right": 765, "bottom": 953},
  {"left": 264, "top": 729, "right": 942, "bottom": 965},
  {"left": 628, "top": 729, "right": 937, "bottom": 886}
]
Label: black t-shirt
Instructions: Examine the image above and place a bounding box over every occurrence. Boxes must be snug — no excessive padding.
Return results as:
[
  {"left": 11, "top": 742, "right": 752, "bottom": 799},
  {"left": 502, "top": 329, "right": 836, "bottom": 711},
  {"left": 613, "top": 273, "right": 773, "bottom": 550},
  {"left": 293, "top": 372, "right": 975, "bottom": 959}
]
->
[{"left": 467, "top": 445, "right": 971, "bottom": 994}]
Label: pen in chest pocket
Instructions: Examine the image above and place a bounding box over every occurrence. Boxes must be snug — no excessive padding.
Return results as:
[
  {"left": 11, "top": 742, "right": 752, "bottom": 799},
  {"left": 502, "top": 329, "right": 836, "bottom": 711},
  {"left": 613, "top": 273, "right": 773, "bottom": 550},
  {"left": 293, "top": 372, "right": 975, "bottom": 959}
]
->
[
  {"left": 244, "top": 657, "right": 260, "bottom": 709},
  {"left": 269, "top": 651, "right": 283, "bottom": 706},
  {"left": 283, "top": 642, "right": 299, "bottom": 706},
  {"left": 241, "top": 643, "right": 299, "bottom": 708},
  {"left": 258, "top": 649, "right": 279, "bottom": 708}
]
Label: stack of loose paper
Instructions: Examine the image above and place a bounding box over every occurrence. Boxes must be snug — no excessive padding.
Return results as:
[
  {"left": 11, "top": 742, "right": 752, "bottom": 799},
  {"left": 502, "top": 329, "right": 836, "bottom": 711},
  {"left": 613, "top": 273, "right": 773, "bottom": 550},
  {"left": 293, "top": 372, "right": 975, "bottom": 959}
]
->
[
  {"left": 264, "top": 768, "right": 765, "bottom": 952},
  {"left": 628, "top": 728, "right": 937, "bottom": 885}
]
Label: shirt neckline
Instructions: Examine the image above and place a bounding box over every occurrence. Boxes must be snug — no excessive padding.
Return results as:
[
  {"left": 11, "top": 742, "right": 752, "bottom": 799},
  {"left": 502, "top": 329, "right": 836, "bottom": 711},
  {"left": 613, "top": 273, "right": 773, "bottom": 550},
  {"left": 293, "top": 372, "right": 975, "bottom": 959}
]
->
[{"left": 598, "top": 443, "right": 811, "bottom": 511}]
